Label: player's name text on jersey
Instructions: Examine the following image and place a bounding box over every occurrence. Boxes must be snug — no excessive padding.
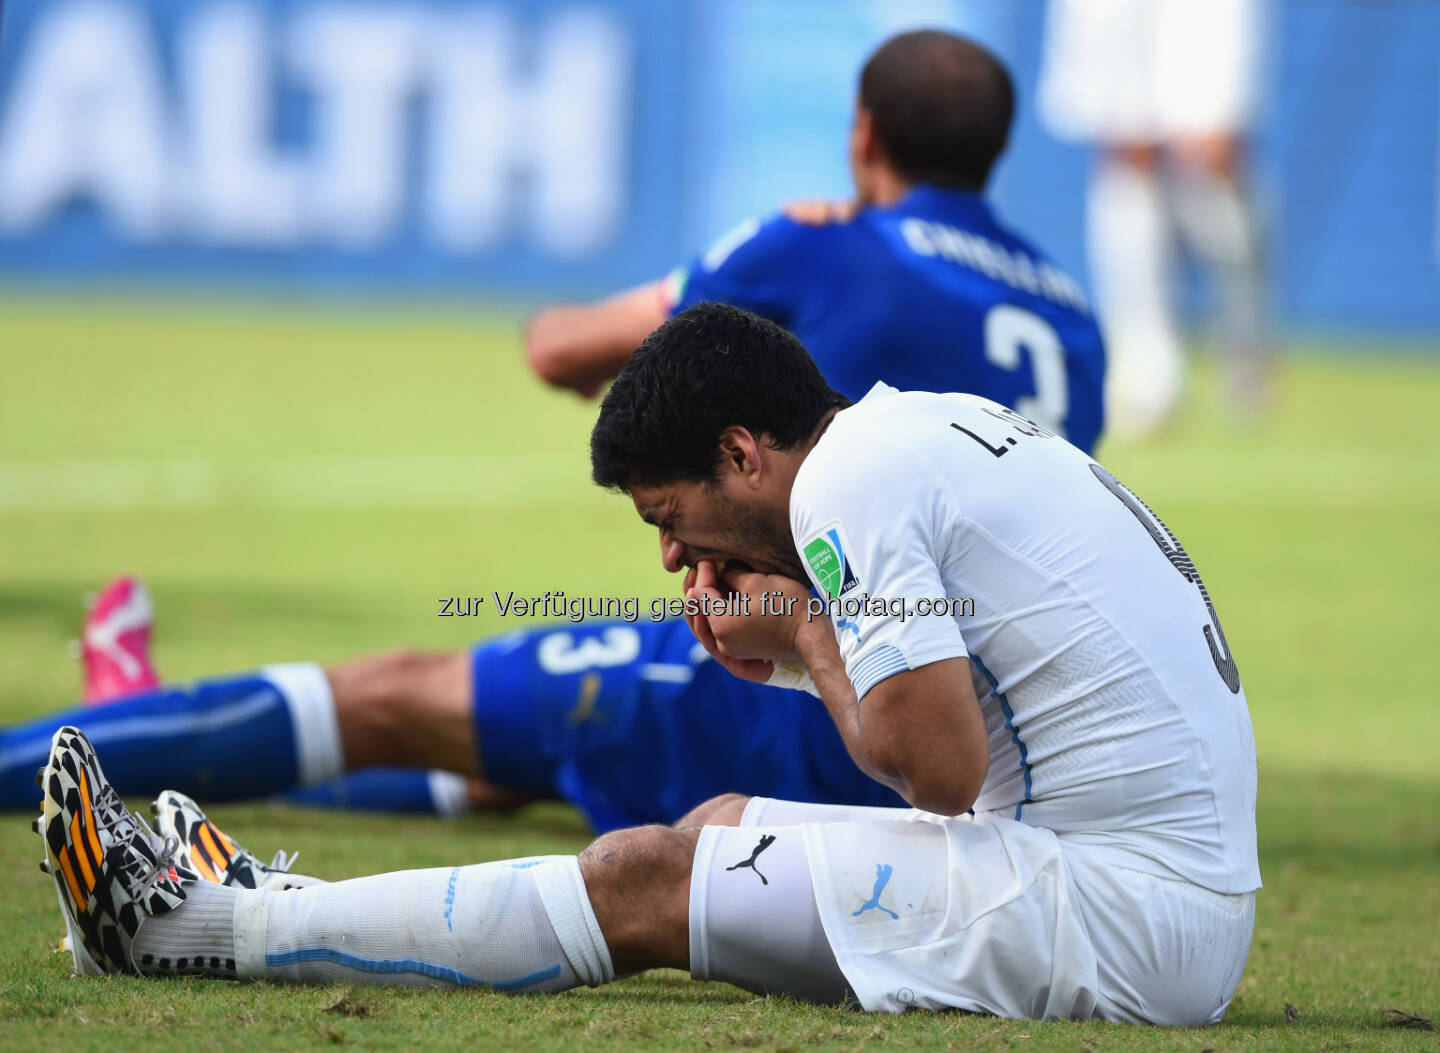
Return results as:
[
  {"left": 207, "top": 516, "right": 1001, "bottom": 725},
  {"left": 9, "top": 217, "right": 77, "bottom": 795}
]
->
[
  {"left": 438, "top": 592, "right": 975, "bottom": 624},
  {"left": 898, "top": 218, "right": 1089, "bottom": 313}
]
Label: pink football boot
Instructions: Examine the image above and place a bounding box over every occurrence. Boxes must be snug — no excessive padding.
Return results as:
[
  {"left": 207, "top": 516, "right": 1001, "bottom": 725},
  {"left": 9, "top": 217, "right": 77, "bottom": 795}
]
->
[{"left": 79, "top": 576, "right": 161, "bottom": 704}]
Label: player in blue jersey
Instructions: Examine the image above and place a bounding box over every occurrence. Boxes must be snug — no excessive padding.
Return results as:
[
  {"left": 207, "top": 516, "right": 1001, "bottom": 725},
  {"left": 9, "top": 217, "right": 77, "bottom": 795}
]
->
[
  {"left": 1, "top": 32, "right": 1100, "bottom": 829},
  {"left": 527, "top": 33, "right": 1104, "bottom": 451},
  {"left": 654, "top": 197, "right": 1102, "bottom": 449}
]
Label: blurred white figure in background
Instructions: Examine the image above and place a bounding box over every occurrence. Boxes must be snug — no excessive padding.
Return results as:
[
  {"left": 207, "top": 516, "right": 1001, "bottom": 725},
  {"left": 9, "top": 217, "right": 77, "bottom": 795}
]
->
[{"left": 1039, "top": 0, "right": 1271, "bottom": 439}]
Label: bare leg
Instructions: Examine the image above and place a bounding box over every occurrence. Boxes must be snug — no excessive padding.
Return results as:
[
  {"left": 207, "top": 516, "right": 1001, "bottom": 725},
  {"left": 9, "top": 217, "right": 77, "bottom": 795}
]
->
[
  {"left": 327, "top": 651, "right": 478, "bottom": 774},
  {"left": 580, "top": 824, "right": 700, "bottom": 973},
  {"left": 465, "top": 777, "right": 541, "bottom": 812}
]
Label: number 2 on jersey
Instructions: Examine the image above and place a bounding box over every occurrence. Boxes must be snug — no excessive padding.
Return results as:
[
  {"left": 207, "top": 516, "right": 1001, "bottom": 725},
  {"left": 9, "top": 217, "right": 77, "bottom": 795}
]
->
[
  {"left": 1091, "top": 465, "right": 1242, "bottom": 693},
  {"left": 983, "top": 305, "right": 1068, "bottom": 439}
]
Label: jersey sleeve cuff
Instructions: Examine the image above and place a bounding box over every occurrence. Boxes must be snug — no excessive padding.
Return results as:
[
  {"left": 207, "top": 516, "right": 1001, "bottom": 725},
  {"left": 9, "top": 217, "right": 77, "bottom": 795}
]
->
[{"left": 847, "top": 643, "right": 967, "bottom": 702}]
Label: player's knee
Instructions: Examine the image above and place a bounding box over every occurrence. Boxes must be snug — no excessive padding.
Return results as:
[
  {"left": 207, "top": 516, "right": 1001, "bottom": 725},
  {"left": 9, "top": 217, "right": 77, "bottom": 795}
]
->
[
  {"left": 346, "top": 650, "right": 454, "bottom": 706},
  {"left": 580, "top": 824, "right": 697, "bottom": 972},
  {"left": 381, "top": 648, "right": 455, "bottom": 682},
  {"left": 581, "top": 823, "right": 696, "bottom": 889},
  {"left": 674, "top": 793, "right": 750, "bottom": 828},
  {"left": 1110, "top": 143, "right": 1159, "bottom": 171}
]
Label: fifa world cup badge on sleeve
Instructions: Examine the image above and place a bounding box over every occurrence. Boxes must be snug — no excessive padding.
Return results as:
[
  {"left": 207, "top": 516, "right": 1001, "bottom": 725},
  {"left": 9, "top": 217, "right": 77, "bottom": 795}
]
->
[{"left": 802, "top": 525, "right": 861, "bottom": 600}]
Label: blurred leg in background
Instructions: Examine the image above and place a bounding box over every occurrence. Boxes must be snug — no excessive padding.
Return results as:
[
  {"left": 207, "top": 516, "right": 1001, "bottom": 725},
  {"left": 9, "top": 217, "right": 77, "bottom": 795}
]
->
[
  {"left": 1168, "top": 132, "right": 1272, "bottom": 420},
  {"left": 1087, "top": 143, "right": 1186, "bottom": 438}
]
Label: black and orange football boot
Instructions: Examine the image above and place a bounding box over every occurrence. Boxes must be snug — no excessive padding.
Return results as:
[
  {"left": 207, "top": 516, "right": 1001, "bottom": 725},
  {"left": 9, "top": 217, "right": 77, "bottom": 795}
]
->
[{"left": 35, "top": 726, "right": 200, "bottom": 976}]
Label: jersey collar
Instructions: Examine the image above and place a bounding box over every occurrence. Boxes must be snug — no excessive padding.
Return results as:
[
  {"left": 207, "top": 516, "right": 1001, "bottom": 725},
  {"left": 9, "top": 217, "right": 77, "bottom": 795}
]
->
[{"left": 889, "top": 184, "right": 993, "bottom": 222}]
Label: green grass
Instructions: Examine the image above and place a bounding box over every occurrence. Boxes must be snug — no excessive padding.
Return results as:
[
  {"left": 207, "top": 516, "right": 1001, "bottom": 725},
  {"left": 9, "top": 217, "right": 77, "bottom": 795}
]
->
[{"left": 1, "top": 297, "right": 1437, "bottom": 1050}]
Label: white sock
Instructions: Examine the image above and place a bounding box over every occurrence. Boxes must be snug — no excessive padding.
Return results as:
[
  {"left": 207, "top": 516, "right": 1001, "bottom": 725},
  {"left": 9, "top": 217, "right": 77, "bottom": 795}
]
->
[
  {"left": 262, "top": 662, "right": 344, "bottom": 785},
  {"left": 243, "top": 855, "right": 611, "bottom": 990},
  {"left": 132, "top": 880, "right": 240, "bottom": 977},
  {"left": 133, "top": 857, "right": 613, "bottom": 991},
  {"left": 426, "top": 770, "right": 472, "bottom": 818},
  {"left": 1088, "top": 160, "right": 1186, "bottom": 438}
]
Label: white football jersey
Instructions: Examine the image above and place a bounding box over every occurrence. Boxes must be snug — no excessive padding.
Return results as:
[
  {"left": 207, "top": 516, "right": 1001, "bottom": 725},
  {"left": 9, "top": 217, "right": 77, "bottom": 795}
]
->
[{"left": 790, "top": 384, "right": 1260, "bottom": 894}]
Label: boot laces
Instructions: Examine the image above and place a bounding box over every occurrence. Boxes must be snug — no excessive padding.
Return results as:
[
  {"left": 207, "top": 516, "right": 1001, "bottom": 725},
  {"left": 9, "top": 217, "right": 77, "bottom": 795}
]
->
[
  {"left": 268, "top": 849, "right": 299, "bottom": 874},
  {"left": 92, "top": 783, "right": 180, "bottom": 897}
]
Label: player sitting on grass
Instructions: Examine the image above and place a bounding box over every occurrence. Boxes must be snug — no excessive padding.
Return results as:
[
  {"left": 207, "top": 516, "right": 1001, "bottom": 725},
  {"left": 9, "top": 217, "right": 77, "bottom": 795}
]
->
[
  {"left": 36, "top": 305, "right": 1257, "bottom": 1025},
  {"left": 1, "top": 30, "right": 1105, "bottom": 830}
]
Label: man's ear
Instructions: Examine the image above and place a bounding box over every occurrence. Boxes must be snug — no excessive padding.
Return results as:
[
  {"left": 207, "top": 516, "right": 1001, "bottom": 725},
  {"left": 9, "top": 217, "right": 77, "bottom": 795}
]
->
[
  {"left": 716, "top": 427, "right": 764, "bottom": 487},
  {"left": 854, "top": 105, "right": 881, "bottom": 165}
]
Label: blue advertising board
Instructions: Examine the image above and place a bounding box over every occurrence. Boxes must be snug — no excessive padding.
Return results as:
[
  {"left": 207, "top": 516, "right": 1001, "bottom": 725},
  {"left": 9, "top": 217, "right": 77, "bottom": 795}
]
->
[
  {"left": 0, "top": 0, "right": 697, "bottom": 293},
  {"left": 1, "top": 0, "right": 1437, "bottom": 334}
]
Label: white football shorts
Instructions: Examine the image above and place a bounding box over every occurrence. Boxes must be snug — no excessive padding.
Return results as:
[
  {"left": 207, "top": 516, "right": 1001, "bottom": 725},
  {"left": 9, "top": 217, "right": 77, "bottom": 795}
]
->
[{"left": 689, "top": 798, "right": 1254, "bottom": 1024}]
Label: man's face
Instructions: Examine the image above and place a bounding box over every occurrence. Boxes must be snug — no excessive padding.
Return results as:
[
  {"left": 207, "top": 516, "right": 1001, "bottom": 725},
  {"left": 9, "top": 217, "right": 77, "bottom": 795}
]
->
[{"left": 631, "top": 476, "right": 806, "bottom": 582}]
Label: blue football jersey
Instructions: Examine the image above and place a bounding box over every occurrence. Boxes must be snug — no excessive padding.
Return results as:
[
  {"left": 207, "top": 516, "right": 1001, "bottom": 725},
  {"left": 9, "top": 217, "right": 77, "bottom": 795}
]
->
[{"left": 667, "top": 187, "right": 1106, "bottom": 453}]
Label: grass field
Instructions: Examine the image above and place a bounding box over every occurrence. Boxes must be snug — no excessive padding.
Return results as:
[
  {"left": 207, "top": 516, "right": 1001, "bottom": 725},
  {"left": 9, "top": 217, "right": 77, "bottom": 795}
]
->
[{"left": 1, "top": 297, "right": 1437, "bottom": 1050}]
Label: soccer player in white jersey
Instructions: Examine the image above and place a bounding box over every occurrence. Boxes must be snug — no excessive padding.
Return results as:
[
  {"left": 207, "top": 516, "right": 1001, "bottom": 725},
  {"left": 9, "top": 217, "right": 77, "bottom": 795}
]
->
[
  {"left": 1038, "top": 0, "right": 1272, "bottom": 436},
  {"left": 37, "top": 304, "right": 1257, "bottom": 1025}
]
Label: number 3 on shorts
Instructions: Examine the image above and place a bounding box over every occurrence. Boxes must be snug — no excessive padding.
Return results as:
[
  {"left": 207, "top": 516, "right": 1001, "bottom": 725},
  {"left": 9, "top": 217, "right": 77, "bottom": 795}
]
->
[{"left": 537, "top": 627, "right": 642, "bottom": 676}]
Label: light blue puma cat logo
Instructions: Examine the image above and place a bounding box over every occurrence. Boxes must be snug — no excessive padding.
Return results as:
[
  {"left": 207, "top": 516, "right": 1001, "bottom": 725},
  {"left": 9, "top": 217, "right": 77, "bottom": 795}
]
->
[{"left": 852, "top": 863, "right": 899, "bottom": 919}]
